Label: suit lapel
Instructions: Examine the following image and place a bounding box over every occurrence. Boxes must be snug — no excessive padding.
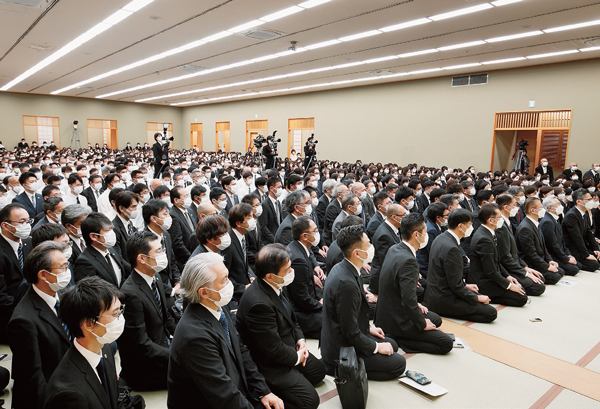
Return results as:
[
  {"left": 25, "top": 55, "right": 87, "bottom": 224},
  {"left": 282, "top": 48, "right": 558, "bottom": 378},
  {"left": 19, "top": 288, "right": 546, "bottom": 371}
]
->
[
  {"left": 341, "top": 259, "right": 368, "bottom": 303},
  {"left": 0, "top": 236, "right": 21, "bottom": 271},
  {"left": 133, "top": 272, "right": 164, "bottom": 318},
  {"left": 70, "top": 347, "right": 112, "bottom": 409},
  {"left": 30, "top": 289, "right": 70, "bottom": 343},
  {"left": 195, "top": 304, "right": 237, "bottom": 358},
  {"left": 259, "top": 280, "right": 295, "bottom": 328},
  {"left": 89, "top": 247, "right": 118, "bottom": 284}
]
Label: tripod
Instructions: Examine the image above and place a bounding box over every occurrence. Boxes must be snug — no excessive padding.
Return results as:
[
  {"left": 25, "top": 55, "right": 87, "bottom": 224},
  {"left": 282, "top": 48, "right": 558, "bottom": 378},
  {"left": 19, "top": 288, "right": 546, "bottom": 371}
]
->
[
  {"left": 512, "top": 148, "right": 529, "bottom": 174},
  {"left": 69, "top": 127, "right": 81, "bottom": 150},
  {"left": 303, "top": 154, "right": 317, "bottom": 178}
]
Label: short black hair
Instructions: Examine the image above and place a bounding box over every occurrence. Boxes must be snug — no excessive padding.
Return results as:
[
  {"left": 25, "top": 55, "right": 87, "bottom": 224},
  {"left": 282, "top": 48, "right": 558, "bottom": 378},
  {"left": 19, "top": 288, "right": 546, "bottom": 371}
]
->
[
  {"left": 573, "top": 188, "right": 589, "bottom": 203},
  {"left": 496, "top": 194, "right": 514, "bottom": 208},
  {"left": 31, "top": 223, "right": 68, "bottom": 247},
  {"left": 448, "top": 208, "right": 473, "bottom": 229},
  {"left": 41, "top": 185, "right": 60, "bottom": 198},
  {"left": 523, "top": 197, "right": 540, "bottom": 214},
  {"left": 337, "top": 225, "right": 366, "bottom": 258},
  {"left": 228, "top": 203, "right": 252, "bottom": 229},
  {"left": 210, "top": 187, "right": 226, "bottom": 203},
  {"left": 142, "top": 199, "right": 168, "bottom": 224},
  {"left": 255, "top": 177, "right": 267, "bottom": 187},
  {"left": 81, "top": 212, "right": 112, "bottom": 246},
  {"left": 267, "top": 177, "right": 281, "bottom": 190},
  {"left": 241, "top": 193, "right": 260, "bottom": 206},
  {"left": 105, "top": 173, "right": 119, "bottom": 186},
  {"left": 190, "top": 185, "right": 207, "bottom": 201},
  {"left": 292, "top": 216, "right": 313, "bottom": 241},
  {"left": 171, "top": 185, "right": 185, "bottom": 202},
  {"left": 153, "top": 185, "right": 169, "bottom": 199},
  {"left": 18, "top": 171, "right": 36, "bottom": 185},
  {"left": 126, "top": 230, "right": 159, "bottom": 268},
  {"left": 0, "top": 203, "right": 26, "bottom": 224},
  {"left": 254, "top": 244, "right": 291, "bottom": 280},
  {"left": 67, "top": 174, "right": 83, "bottom": 186},
  {"left": 400, "top": 213, "right": 426, "bottom": 241},
  {"left": 60, "top": 276, "right": 123, "bottom": 339},
  {"left": 42, "top": 196, "right": 63, "bottom": 213},
  {"left": 475, "top": 189, "right": 494, "bottom": 205},
  {"left": 196, "top": 214, "right": 229, "bottom": 245},
  {"left": 341, "top": 215, "right": 363, "bottom": 229},
  {"left": 23, "top": 241, "right": 67, "bottom": 284},
  {"left": 478, "top": 203, "right": 500, "bottom": 224},
  {"left": 373, "top": 191, "right": 389, "bottom": 208},
  {"left": 426, "top": 202, "right": 447, "bottom": 224},
  {"left": 395, "top": 186, "right": 414, "bottom": 202},
  {"left": 115, "top": 191, "right": 137, "bottom": 214}
]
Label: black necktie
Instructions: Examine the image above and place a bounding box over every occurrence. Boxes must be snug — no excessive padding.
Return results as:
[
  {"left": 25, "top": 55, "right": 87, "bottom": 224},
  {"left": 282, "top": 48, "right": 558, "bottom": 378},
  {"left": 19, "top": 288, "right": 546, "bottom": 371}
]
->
[
  {"left": 219, "top": 311, "right": 231, "bottom": 345},
  {"left": 241, "top": 236, "right": 247, "bottom": 261},
  {"left": 127, "top": 221, "right": 136, "bottom": 236},
  {"left": 76, "top": 197, "right": 80, "bottom": 204},
  {"left": 280, "top": 292, "right": 293, "bottom": 318},
  {"left": 151, "top": 279, "right": 164, "bottom": 320},
  {"left": 96, "top": 358, "right": 110, "bottom": 400},
  {"left": 104, "top": 254, "right": 117, "bottom": 283},
  {"left": 54, "top": 300, "right": 71, "bottom": 341},
  {"left": 275, "top": 201, "right": 282, "bottom": 224},
  {"left": 18, "top": 242, "right": 24, "bottom": 270}
]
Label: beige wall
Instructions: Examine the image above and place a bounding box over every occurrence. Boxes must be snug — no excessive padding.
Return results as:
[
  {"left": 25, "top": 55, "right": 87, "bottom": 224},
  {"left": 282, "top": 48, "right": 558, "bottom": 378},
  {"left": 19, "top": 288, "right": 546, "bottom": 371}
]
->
[
  {"left": 0, "top": 92, "right": 183, "bottom": 150},
  {"left": 1, "top": 57, "right": 598, "bottom": 172}
]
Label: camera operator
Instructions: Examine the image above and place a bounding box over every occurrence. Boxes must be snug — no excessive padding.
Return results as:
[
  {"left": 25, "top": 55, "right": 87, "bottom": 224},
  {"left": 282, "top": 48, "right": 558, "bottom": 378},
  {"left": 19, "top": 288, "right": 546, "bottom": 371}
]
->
[
  {"left": 152, "top": 133, "right": 169, "bottom": 178},
  {"left": 303, "top": 135, "right": 318, "bottom": 169},
  {"left": 262, "top": 134, "right": 279, "bottom": 170}
]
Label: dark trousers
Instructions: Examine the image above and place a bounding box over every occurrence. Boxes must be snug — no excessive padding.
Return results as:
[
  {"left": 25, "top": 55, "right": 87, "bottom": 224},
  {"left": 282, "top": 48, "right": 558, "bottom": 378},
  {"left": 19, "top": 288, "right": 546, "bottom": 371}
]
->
[
  {"left": 490, "top": 290, "right": 528, "bottom": 307},
  {"left": 515, "top": 275, "right": 546, "bottom": 296},
  {"left": 543, "top": 267, "right": 564, "bottom": 285},
  {"left": 271, "top": 353, "right": 325, "bottom": 409},
  {"left": 578, "top": 256, "right": 600, "bottom": 272},
  {"left": 360, "top": 335, "right": 406, "bottom": 381},
  {"left": 441, "top": 303, "right": 497, "bottom": 323},
  {"left": 559, "top": 260, "right": 581, "bottom": 276},
  {"left": 391, "top": 312, "right": 453, "bottom": 355}
]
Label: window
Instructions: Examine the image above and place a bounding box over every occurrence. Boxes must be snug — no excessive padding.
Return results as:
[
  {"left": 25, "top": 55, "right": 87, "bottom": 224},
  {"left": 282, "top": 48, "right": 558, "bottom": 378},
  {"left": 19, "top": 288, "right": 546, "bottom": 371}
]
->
[
  {"left": 87, "top": 120, "right": 118, "bottom": 149},
  {"left": 22, "top": 115, "right": 60, "bottom": 147},
  {"left": 292, "top": 129, "right": 302, "bottom": 153}
]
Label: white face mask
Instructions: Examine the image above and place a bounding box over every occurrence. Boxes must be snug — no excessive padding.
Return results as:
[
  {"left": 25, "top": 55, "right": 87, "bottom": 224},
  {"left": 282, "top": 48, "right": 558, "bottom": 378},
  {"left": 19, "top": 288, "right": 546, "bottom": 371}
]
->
[
  {"left": 353, "top": 203, "right": 363, "bottom": 215},
  {"left": 369, "top": 186, "right": 376, "bottom": 195},
  {"left": 157, "top": 215, "right": 172, "bottom": 231},
  {"left": 12, "top": 185, "right": 25, "bottom": 195},
  {"left": 244, "top": 218, "right": 257, "bottom": 231},
  {"left": 589, "top": 187, "right": 596, "bottom": 193},
  {"left": 73, "top": 186, "right": 84, "bottom": 195},
  {"left": 146, "top": 253, "right": 168, "bottom": 273},
  {"left": 92, "top": 314, "right": 125, "bottom": 344},
  {"left": 508, "top": 206, "right": 519, "bottom": 217},
  {"left": 142, "top": 193, "right": 151, "bottom": 202},
  {"left": 93, "top": 183, "right": 103, "bottom": 191},
  {"left": 470, "top": 187, "right": 476, "bottom": 196},
  {"left": 274, "top": 269, "right": 295, "bottom": 288},
  {"left": 254, "top": 205, "right": 263, "bottom": 217},
  {"left": 405, "top": 200, "right": 415, "bottom": 210},
  {"left": 585, "top": 201, "right": 598, "bottom": 210},
  {"left": 126, "top": 208, "right": 140, "bottom": 220},
  {"left": 558, "top": 193, "right": 566, "bottom": 201},
  {"left": 572, "top": 175, "right": 579, "bottom": 180},
  {"left": 208, "top": 281, "right": 234, "bottom": 307},
  {"left": 462, "top": 224, "right": 474, "bottom": 238},
  {"left": 416, "top": 232, "right": 429, "bottom": 249},
  {"left": 113, "top": 182, "right": 125, "bottom": 189},
  {"left": 541, "top": 162, "right": 548, "bottom": 167},
  {"left": 63, "top": 246, "right": 73, "bottom": 261},
  {"left": 555, "top": 204, "right": 564, "bottom": 215},
  {"left": 45, "top": 268, "right": 71, "bottom": 292},
  {"left": 215, "top": 233, "right": 231, "bottom": 250},
  {"left": 306, "top": 231, "right": 320, "bottom": 247},
  {"left": 518, "top": 196, "right": 525, "bottom": 205},
  {"left": 311, "top": 197, "right": 319, "bottom": 207},
  {"left": 183, "top": 197, "right": 193, "bottom": 208},
  {"left": 161, "top": 197, "right": 172, "bottom": 208},
  {"left": 535, "top": 208, "right": 546, "bottom": 219},
  {"left": 8, "top": 222, "right": 31, "bottom": 239},
  {"left": 311, "top": 181, "right": 318, "bottom": 189},
  {"left": 495, "top": 217, "right": 504, "bottom": 229},
  {"left": 357, "top": 244, "right": 375, "bottom": 264},
  {"left": 98, "top": 230, "right": 117, "bottom": 248},
  {"left": 571, "top": 166, "right": 578, "bottom": 171},
  {"left": 217, "top": 200, "right": 227, "bottom": 210},
  {"left": 273, "top": 188, "right": 283, "bottom": 198},
  {"left": 121, "top": 173, "right": 131, "bottom": 182}
]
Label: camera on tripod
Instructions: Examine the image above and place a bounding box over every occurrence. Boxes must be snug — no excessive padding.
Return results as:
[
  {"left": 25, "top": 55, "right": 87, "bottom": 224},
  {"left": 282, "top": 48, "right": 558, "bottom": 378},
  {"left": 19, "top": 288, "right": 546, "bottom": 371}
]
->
[
  {"left": 268, "top": 131, "right": 281, "bottom": 155},
  {"left": 306, "top": 133, "right": 318, "bottom": 156},
  {"left": 253, "top": 134, "right": 267, "bottom": 149},
  {"left": 517, "top": 139, "right": 529, "bottom": 150},
  {"left": 160, "top": 123, "right": 174, "bottom": 142}
]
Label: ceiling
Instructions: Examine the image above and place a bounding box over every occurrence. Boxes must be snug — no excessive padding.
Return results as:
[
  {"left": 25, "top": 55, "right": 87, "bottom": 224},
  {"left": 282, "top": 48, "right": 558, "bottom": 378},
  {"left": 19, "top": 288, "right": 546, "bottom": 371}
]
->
[{"left": 1, "top": 0, "right": 599, "bottom": 106}]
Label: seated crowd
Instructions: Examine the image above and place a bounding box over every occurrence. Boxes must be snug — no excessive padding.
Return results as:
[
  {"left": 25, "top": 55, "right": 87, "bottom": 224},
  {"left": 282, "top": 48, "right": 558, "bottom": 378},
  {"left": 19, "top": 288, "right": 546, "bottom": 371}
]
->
[{"left": 1, "top": 138, "right": 600, "bottom": 409}]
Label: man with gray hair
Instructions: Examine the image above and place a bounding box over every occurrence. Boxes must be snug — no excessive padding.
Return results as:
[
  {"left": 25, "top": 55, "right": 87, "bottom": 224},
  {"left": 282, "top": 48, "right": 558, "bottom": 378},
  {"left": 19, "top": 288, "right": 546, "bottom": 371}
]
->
[
  {"left": 168, "top": 253, "right": 283, "bottom": 409},
  {"left": 61, "top": 204, "right": 92, "bottom": 264},
  {"left": 275, "top": 190, "right": 312, "bottom": 246},
  {"left": 323, "top": 183, "right": 349, "bottom": 246},
  {"left": 316, "top": 179, "right": 338, "bottom": 233},
  {"left": 539, "top": 196, "right": 581, "bottom": 276}
]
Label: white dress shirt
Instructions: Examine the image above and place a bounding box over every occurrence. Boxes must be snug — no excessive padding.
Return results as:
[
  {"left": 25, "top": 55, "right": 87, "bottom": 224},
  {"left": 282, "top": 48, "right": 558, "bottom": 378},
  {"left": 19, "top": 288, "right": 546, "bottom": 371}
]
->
[{"left": 95, "top": 247, "right": 122, "bottom": 286}]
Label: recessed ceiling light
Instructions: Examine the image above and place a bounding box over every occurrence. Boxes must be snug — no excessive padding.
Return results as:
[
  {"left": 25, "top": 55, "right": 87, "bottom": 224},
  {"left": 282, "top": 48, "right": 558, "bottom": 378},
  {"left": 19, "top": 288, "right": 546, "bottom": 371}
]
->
[
  {"left": 227, "top": 20, "right": 265, "bottom": 34},
  {"left": 443, "top": 63, "right": 482, "bottom": 70},
  {"left": 304, "top": 39, "right": 341, "bottom": 50},
  {"left": 379, "top": 18, "right": 431, "bottom": 32},
  {"left": 544, "top": 19, "right": 600, "bottom": 33},
  {"left": 429, "top": 4, "right": 493, "bottom": 21},
  {"left": 526, "top": 50, "right": 579, "bottom": 59},
  {"left": 491, "top": 0, "right": 522, "bottom": 6},
  {"left": 485, "top": 30, "right": 543, "bottom": 43},
  {"left": 438, "top": 40, "right": 486, "bottom": 51},
  {"left": 298, "top": 0, "right": 332, "bottom": 8},
  {"left": 482, "top": 57, "right": 527, "bottom": 64},
  {"left": 339, "top": 30, "right": 382, "bottom": 42},
  {"left": 398, "top": 49, "right": 439, "bottom": 58}
]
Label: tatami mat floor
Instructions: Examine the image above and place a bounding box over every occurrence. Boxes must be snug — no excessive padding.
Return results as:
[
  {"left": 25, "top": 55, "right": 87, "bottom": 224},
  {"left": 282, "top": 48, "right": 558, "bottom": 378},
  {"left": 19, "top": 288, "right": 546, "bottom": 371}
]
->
[{"left": 1, "top": 269, "right": 599, "bottom": 408}]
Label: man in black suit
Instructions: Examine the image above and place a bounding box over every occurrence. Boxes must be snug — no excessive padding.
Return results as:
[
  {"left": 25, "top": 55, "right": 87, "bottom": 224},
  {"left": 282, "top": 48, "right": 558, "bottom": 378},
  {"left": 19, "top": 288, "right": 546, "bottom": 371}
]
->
[
  {"left": 112, "top": 191, "right": 139, "bottom": 263},
  {"left": 321, "top": 224, "right": 406, "bottom": 380},
  {"left": 275, "top": 190, "right": 312, "bottom": 246},
  {"left": 539, "top": 196, "right": 581, "bottom": 276},
  {"left": 186, "top": 202, "right": 218, "bottom": 252},
  {"left": 74, "top": 212, "right": 130, "bottom": 288},
  {"left": 534, "top": 158, "right": 554, "bottom": 183},
  {"left": 82, "top": 174, "right": 103, "bottom": 213},
  {"left": 424, "top": 209, "right": 497, "bottom": 323},
  {"left": 222, "top": 176, "right": 239, "bottom": 214},
  {"left": 34, "top": 196, "right": 66, "bottom": 228},
  {"left": 468, "top": 204, "right": 528, "bottom": 307},
  {"left": 0, "top": 203, "right": 33, "bottom": 340},
  {"left": 188, "top": 185, "right": 205, "bottom": 228},
  {"left": 258, "top": 178, "right": 284, "bottom": 244},
  {"left": 583, "top": 163, "right": 600, "bottom": 186},
  {"left": 168, "top": 186, "right": 195, "bottom": 259},
  {"left": 17, "top": 138, "right": 29, "bottom": 149},
  {"left": 168, "top": 253, "right": 283, "bottom": 409},
  {"left": 118, "top": 231, "right": 176, "bottom": 391},
  {"left": 143, "top": 199, "right": 182, "bottom": 305},
  {"left": 376, "top": 214, "right": 453, "bottom": 355},
  {"left": 189, "top": 214, "right": 231, "bottom": 259},
  {"left": 236, "top": 244, "right": 326, "bottom": 409},
  {"left": 370, "top": 204, "right": 405, "bottom": 295},
  {"left": 8, "top": 241, "right": 71, "bottom": 409},
  {"left": 13, "top": 171, "right": 44, "bottom": 219},
  {"left": 62, "top": 204, "right": 92, "bottom": 265},
  {"left": 240, "top": 193, "right": 262, "bottom": 272},
  {"left": 417, "top": 180, "right": 435, "bottom": 212},
  {"left": 459, "top": 181, "right": 476, "bottom": 212},
  {"left": 316, "top": 179, "right": 337, "bottom": 233},
  {"left": 152, "top": 133, "right": 169, "bottom": 179},
  {"left": 515, "top": 198, "right": 564, "bottom": 284},
  {"left": 494, "top": 194, "right": 546, "bottom": 296},
  {"left": 415, "top": 202, "right": 447, "bottom": 281},
  {"left": 563, "top": 162, "right": 583, "bottom": 182},
  {"left": 286, "top": 217, "right": 324, "bottom": 339},
  {"left": 225, "top": 204, "right": 256, "bottom": 304},
  {"left": 323, "top": 183, "right": 348, "bottom": 246},
  {"left": 366, "top": 191, "right": 392, "bottom": 240},
  {"left": 562, "top": 189, "right": 600, "bottom": 271},
  {"left": 44, "top": 276, "right": 127, "bottom": 409}
]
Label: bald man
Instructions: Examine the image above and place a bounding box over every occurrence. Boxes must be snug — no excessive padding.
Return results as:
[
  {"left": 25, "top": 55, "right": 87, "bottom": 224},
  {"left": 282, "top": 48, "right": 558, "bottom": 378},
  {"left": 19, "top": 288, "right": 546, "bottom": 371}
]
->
[
  {"left": 564, "top": 162, "right": 582, "bottom": 181},
  {"left": 535, "top": 158, "right": 554, "bottom": 183}
]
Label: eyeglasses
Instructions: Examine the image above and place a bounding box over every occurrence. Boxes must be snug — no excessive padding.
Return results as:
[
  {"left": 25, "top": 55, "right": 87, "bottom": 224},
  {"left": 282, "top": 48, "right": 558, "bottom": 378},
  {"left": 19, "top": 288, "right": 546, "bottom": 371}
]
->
[
  {"left": 8, "top": 219, "right": 30, "bottom": 226},
  {"left": 97, "top": 305, "right": 125, "bottom": 320},
  {"left": 48, "top": 263, "right": 70, "bottom": 273}
]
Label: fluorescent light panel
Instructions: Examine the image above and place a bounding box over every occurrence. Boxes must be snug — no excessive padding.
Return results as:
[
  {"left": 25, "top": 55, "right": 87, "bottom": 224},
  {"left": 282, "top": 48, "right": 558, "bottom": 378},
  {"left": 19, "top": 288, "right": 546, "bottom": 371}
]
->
[
  {"left": 429, "top": 4, "right": 493, "bottom": 21},
  {"left": 491, "top": 0, "right": 522, "bottom": 6},
  {"left": 580, "top": 46, "right": 600, "bottom": 52},
  {"left": 2, "top": 0, "right": 154, "bottom": 91},
  {"left": 543, "top": 19, "right": 600, "bottom": 33},
  {"left": 339, "top": 30, "right": 382, "bottom": 42},
  {"left": 485, "top": 30, "right": 543, "bottom": 43},
  {"left": 526, "top": 50, "right": 579, "bottom": 59},
  {"left": 379, "top": 18, "right": 431, "bottom": 32},
  {"left": 482, "top": 57, "right": 526, "bottom": 64},
  {"left": 443, "top": 63, "right": 482, "bottom": 70},
  {"left": 298, "top": 0, "right": 332, "bottom": 8},
  {"left": 398, "top": 49, "right": 439, "bottom": 58},
  {"left": 438, "top": 40, "right": 486, "bottom": 51}
]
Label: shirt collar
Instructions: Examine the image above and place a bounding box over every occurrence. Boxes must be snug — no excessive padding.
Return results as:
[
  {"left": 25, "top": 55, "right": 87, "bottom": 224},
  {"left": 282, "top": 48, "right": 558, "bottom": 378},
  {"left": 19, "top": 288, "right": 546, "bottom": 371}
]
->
[
  {"left": 32, "top": 284, "right": 58, "bottom": 311},
  {"left": 117, "top": 214, "right": 129, "bottom": 228},
  {"left": 269, "top": 195, "right": 278, "bottom": 206},
  {"left": 298, "top": 240, "right": 311, "bottom": 257},
  {"left": 232, "top": 228, "right": 244, "bottom": 243},
  {"left": 501, "top": 214, "right": 511, "bottom": 225},
  {"left": 576, "top": 206, "right": 586, "bottom": 217},
  {"left": 402, "top": 240, "right": 417, "bottom": 258},
  {"left": 482, "top": 224, "right": 495, "bottom": 236},
  {"left": 95, "top": 246, "right": 109, "bottom": 257},
  {"left": 526, "top": 215, "right": 539, "bottom": 228},
  {"left": 346, "top": 258, "right": 362, "bottom": 277},
  {"left": 74, "top": 338, "right": 102, "bottom": 371},
  {"left": 262, "top": 278, "right": 281, "bottom": 296},
  {"left": 385, "top": 219, "right": 398, "bottom": 234},
  {"left": 200, "top": 302, "right": 222, "bottom": 321},
  {"left": 447, "top": 229, "right": 461, "bottom": 245},
  {"left": 149, "top": 227, "right": 162, "bottom": 238},
  {"left": 0, "top": 230, "right": 20, "bottom": 251},
  {"left": 134, "top": 269, "right": 154, "bottom": 288}
]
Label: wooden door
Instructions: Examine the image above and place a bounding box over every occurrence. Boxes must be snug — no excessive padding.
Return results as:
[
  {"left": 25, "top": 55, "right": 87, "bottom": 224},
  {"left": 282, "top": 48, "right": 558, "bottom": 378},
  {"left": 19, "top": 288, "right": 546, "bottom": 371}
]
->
[
  {"left": 191, "top": 123, "right": 203, "bottom": 150},
  {"left": 540, "top": 130, "right": 570, "bottom": 171},
  {"left": 215, "top": 122, "right": 230, "bottom": 152}
]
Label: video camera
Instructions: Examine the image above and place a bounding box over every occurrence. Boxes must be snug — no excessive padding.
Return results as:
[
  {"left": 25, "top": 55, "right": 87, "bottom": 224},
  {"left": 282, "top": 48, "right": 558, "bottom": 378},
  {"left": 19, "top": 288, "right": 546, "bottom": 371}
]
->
[
  {"left": 305, "top": 133, "right": 318, "bottom": 156},
  {"left": 268, "top": 130, "right": 281, "bottom": 155},
  {"left": 253, "top": 134, "right": 267, "bottom": 149},
  {"left": 160, "top": 123, "right": 174, "bottom": 143},
  {"left": 517, "top": 139, "right": 528, "bottom": 151}
]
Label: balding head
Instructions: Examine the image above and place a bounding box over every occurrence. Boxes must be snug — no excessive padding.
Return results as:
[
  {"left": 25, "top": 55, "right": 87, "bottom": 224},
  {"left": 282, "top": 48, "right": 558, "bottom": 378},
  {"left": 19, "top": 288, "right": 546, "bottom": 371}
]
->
[
  {"left": 351, "top": 182, "right": 365, "bottom": 197},
  {"left": 197, "top": 202, "right": 217, "bottom": 219},
  {"left": 150, "top": 179, "right": 162, "bottom": 192},
  {"left": 387, "top": 203, "right": 405, "bottom": 218}
]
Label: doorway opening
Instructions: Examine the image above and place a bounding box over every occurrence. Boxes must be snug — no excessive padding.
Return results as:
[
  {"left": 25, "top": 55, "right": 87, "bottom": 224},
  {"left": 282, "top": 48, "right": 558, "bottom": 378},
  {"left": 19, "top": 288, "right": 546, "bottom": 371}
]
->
[
  {"left": 191, "top": 123, "right": 203, "bottom": 150},
  {"left": 246, "top": 120, "right": 268, "bottom": 154},
  {"left": 215, "top": 122, "right": 230, "bottom": 152}
]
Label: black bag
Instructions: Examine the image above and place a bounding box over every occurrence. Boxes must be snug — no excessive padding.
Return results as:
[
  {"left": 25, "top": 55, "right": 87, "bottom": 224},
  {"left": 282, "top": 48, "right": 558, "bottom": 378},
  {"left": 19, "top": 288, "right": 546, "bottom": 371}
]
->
[
  {"left": 117, "top": 382, "right": 145, "bottom": 409},
  {"left": 170, "top": 296, "right": 184, "bottom": 323},
  {"left": 334, "top": 346, "right": 368, "bottom": 409}
]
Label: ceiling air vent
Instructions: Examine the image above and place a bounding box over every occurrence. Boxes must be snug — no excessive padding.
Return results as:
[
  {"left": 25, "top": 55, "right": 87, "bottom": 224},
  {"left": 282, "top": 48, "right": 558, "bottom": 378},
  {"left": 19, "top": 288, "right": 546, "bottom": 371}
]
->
[
  {"left": 238, "top": 28, "right": 283, "bottom": 41},
  {"left": 177, "top": 64, "right": 205, "bottom": 73},
  {"left": 369, "top": 69, "right": 396, "bottom": 76},
  {"left": 452, "top": 73, "right": 488, "bottom": 87}
]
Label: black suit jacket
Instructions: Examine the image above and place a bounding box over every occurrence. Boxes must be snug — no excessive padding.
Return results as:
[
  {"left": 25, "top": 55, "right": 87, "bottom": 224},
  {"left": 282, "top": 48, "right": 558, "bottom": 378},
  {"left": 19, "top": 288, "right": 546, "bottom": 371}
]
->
[
  {"left": 224, "top": 230, "right": 253, "bottom": 302},
  {"left": 321, "top": 259, "right": 375, "bottom": 368},
  {"left": 423, "top": 232, "right": 479, "bottom": 315},
  {"left": 539, "top": 213, "right": 571, "bottom": 264},
  {"left": 69, "top": 238, "right": 83, "bottom": 265},
  {"left": 167, "top": 304, "right": 270, "bottom": 409},
  {"left": 74, "top": 246, "right": 130, "bottom": 288},
  {"left": 416, "top": 220, "right": 442, "bottom": 279},
  {"left": 13, "top": 191, "right": 44, "bottom": 218},
  {"left": 535, "top": 165, "right": 554, "bottom": 183},
  {"left": 563, "top": 168, "right": 583, "bottom": 181},
  {"left": 188, "top": 203, "right": 200, "bottom": 231},
  {"left": 274, "top": 214, "right": 294, "bottom": 246},
  {"left": 111, "top": 216, "right": 130, "bottom": 263},
  {"left": 516, "top": 217, "right": 552, "bottom": 272},
  {"left": 325, "top": 240, "right": 343, "bottom": 273},
  {"left": 236, "top": 280, "right": 305, "bottom": 389},
  {"left": 562, "top": 207, "right": 599, "bottom": 260},
  {"left": 152, "top": 229, "right": 180, "bottom": 296},
  {"left": 315, "top": 194, "right": 330, "bottom": 233},
  {"left": 225, "top": 193, "right": 239, "bottom": 214},
  {"left": 375, "top": 243, "right": 426, "bottom": 337},
  {"left": 7, "top": 287, "right": 71, "bottom": 409},
  {"left": 323, "top": 199, "right": 342, "bottom": 246},
  {"left": 152, "top": 141, "right": 168, "bottom": 166},
  {"left": 369, "top": 221, "right": 401, "bottom": 294},
  {"left": 417, "top": 194, "right": 430, "bottom": 213},
  {"left": 583, "top": 169, "right": 600, "bottom": 186},
  {"left": 44, "top": 344, "right": 118, "bottom": 409},
  {"left": 258, "top": 196, "right": 280, "bottom": 244},
  {"left": 366, "top": 211, "right": 385, "bottom": 240},
  {"left": 468, "top": 227, "right": 510, "bottom": 297},
  {"left": 168, "top": 206, "right": 193, "bottom": 262},
  {"left": 245, "top": 220, "right": 261, "bottom": 272},
  {"left": 495, "top": 222, "right": 527, "bottom": 278},
  {"left": 287, "top": 241, "right": 322, "bottom": 335},
  {"left": 81, "top": 187, "right": 99, "bottom": 212},
  {"left": 0, "top": 235, "right": 32, "bottom": 338},
  {"left": 118, "top": 271, "right": 176, "bottom": 389}
]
